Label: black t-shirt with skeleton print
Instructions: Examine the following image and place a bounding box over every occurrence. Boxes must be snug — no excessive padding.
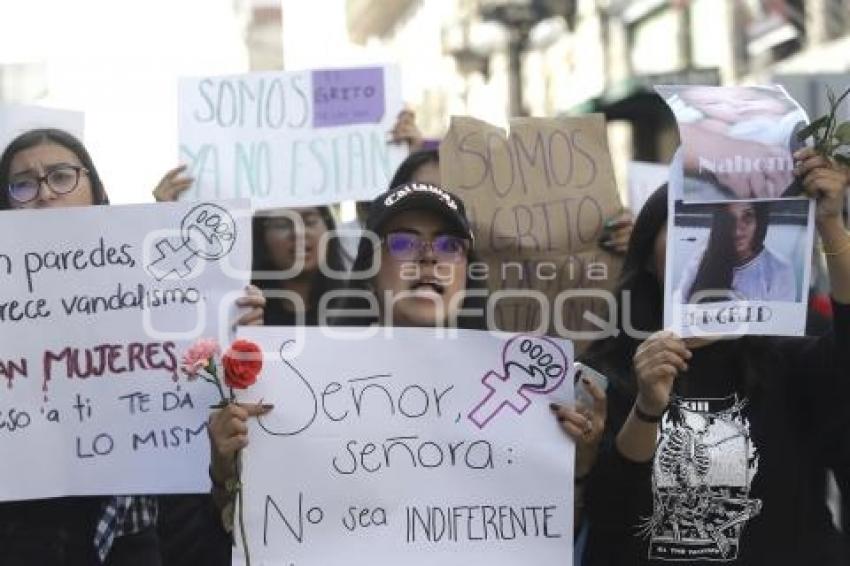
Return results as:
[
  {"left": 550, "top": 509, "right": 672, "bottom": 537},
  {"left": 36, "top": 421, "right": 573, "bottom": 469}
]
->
[{"left": 584, "top": 302, "right": 850, "bottom": 565}]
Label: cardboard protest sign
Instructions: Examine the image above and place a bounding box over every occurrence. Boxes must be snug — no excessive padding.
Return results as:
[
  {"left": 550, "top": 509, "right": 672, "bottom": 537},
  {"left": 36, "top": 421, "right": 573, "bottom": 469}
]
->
[
  {"left": 0, "top": 103, "right": 84, "bottom": 151},
  {"left": 440, "top": 115, "right": 623, "bottom": 344},
  {"left": 664, "top": 150, "right": 815, "bottom": 337},
  {"left": 627, "top": 160, "right": 669, "bottom": 214},
  {"left": 0, "top": 200, "right": 251, "bottom": 500},
  {"left": 656, "top": 85, "right": 809, "bottom": 202},
  {"left": 234, "top": 326, "right": 575, "bottom": 566},
  {"left": 179, "top": 66, "right": 406, "bottom": 208}
]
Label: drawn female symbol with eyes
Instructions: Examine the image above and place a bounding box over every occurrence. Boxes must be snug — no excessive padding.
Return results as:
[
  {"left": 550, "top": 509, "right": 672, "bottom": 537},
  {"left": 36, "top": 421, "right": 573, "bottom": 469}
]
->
[
  {"left": 146, "top": 203, "right": 237, "bottom": 280},
  {"left": 468, "top": 335, "right": 569, "bottom": 429}
]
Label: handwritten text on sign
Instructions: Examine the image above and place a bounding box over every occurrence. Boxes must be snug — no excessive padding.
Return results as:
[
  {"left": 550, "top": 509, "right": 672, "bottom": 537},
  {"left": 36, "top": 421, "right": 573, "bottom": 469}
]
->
[
  {"left": 0, "top": 200, "right": 250, "bottom": 500},
  {"left": 234, "top": 327, "right": 576, "bottom": 566},
  {"left": 178, "top": 66, "right": 406, "bottom": 207},
  {"left": 440, "top": 116, "right": 623, "bottom": 343}
]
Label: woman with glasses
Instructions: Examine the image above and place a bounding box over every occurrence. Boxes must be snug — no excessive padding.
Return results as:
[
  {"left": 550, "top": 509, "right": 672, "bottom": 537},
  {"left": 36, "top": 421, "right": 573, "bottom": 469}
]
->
[
  {"left": 341, "top": 182, "right": 486, "bottom": 328},
  {"left": 0, "top": 128, "right": 160, "bottom": 565},
  {"left": 0, "top": 129, "right": 107, "bottom": 209},
  {"left": 206, "top": 182, "right": 606, "bottom": 552},
  {"left": 205, "top": 182, "right": 487, "bottom": 557},
  {"left": 0, "top": 128, "right": 265, "bottom": 566}
]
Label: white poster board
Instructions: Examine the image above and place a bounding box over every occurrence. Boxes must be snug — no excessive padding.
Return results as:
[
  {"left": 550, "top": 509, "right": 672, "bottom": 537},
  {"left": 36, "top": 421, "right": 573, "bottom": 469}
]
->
[
  {"left": 664, "top": 150, "right": 815, "bottom": 337},
  {"left": 179, "top": 66, "right": 407, "bottom": 208},
  {"left": 0, "top": 200, "right": 251, "bottom": 500},
  {"left": 0, "top": 103, "right": 85, "bottom": 151},
  {"left": 234, "top": 326, "right": 576, "bottom": 566}
]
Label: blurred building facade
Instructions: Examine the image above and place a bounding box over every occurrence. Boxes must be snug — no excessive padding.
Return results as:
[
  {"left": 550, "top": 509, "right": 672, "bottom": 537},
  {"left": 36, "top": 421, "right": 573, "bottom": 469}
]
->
[{"left": 347, "top": 0, "right": 849, "bottom": 199}]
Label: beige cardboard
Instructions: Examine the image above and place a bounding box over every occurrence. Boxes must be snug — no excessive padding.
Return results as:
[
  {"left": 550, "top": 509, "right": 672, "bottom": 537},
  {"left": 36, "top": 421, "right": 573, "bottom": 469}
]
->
[{"left": 441, "top": 115, "right": 624, "bottom": 346}]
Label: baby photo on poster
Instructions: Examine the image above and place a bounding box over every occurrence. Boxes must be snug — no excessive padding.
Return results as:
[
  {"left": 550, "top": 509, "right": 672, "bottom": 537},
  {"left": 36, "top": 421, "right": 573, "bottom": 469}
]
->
[{"left": 656, "top": 85, "right": 809, "bottom": 202}]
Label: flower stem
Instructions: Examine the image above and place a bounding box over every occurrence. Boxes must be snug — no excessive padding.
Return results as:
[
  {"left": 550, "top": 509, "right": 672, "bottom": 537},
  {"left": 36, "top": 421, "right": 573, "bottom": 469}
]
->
[
  {"left": 212, "top": 376, "right": 227, "bottom": 403},
  {"left": 235, "top": 451, "right": 251, "bottom": 566}
]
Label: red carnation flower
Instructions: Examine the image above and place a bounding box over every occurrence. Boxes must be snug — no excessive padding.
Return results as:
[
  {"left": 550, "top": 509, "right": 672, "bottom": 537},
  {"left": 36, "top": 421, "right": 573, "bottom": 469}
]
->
[{"left": 222, "top": 339, "right": 263, "bottom": 390}]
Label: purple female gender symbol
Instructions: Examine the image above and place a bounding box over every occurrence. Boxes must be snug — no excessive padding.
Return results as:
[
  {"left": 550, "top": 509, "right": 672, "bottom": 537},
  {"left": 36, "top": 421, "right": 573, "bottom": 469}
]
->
[{"left": 468, "top": 335, "right": 569, "bottom": 429}]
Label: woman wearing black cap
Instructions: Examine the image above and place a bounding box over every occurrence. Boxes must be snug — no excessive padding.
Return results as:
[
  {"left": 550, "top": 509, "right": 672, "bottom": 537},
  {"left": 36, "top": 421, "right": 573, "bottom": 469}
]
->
[
  {"left": 581, "top": 149, "right": 850, "bottom": 565},
  {"left": 205, "top": 183, "right": 488, "bottom": 544},
  {"left": 207, "top": 182, "right": 607, "bottom": 548},
  {"left": 340, "top": 181, "right": 487, "bottom": 328}
]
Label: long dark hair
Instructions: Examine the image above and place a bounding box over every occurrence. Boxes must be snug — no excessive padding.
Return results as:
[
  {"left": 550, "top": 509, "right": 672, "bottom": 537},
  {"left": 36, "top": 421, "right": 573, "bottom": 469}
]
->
[
  {"left": 357, "top": 150, "right": 441, "bottom": 222},
  {"left": 687, "top": 202, "right": 769, "bottom": 303},
  {"left": 0, "top": 128, "right": 108, "bottom": 210},
  {"left": 250, "top": 206, "right": 347, "bottom": 324},
  {"left": 389, "top": 149, "right": 439, "bottom": 189},
  {"left": 582, "top": 184, "right": 669, "bottom": 381},
  {"left": 582, "top": 184, "right": 772, "bottom": 400}
]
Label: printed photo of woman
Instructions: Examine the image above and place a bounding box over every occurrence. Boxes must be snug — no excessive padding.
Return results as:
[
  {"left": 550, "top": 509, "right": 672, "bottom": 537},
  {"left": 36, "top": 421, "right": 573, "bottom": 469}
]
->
[{"left": 675, "top": 200, "right": 803, "bottom": 304}]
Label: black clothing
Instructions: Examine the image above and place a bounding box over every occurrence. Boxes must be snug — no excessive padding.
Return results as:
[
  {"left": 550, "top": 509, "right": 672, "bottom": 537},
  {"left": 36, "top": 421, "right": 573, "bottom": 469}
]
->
[
  {"left": 0, "top": 498, "right": 160, "bottom": 566},
  {"left": 584, "top": 301, "right": 850, "bottom": 565}
]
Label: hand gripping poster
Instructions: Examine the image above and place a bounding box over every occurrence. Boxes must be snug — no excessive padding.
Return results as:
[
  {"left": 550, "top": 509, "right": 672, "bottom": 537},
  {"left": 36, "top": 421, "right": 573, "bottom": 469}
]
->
[
  {"left": 230, "top": 326, "right": 577, "bottom": 566},
  {"left": 659, "top": 86, "right": 816, "bottom": 337},
  {"left": 0, "top": 200, "right": 250, "bottom": 499}
]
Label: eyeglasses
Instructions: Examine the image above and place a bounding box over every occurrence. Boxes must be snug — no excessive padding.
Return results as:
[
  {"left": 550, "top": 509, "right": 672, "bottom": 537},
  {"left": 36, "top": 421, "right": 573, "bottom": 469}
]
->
[
  {"left": 384, "top": 232, "right": 470, "bottom": 262},
  {"left": 8, "top": 164, "right": 89, "bottom": 204}
]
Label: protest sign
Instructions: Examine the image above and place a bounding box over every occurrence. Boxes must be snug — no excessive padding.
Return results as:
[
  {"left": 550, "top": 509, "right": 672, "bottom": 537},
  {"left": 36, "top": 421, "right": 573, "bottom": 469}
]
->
[
  {"left": 0, "top": 200, "right": 251, "bottom": 500},
  {"left": 656, "top": 85, "right": 809, "bottom": 202},
  {"left": 179, "top": 66, "right": 407, "bottom": 208},
  {"left": 627, "top": 160, "right": 668, "bottom": 214},
  {"left": 233, "top": 326, "right": 575, "bottom": 566},
  {"left": 0, "top": 103, "right": 84, "bottom": 151},
  {"left": 663, "top": 150, "right": 815, "bottom": 337},
  {"left": 440, "top": 115, "right": 623, "bottom": 344}
]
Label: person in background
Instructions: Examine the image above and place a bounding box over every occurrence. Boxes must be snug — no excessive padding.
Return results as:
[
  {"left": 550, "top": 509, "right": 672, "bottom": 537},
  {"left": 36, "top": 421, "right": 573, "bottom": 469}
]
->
[
  {"left": 581, "top": 147, "right": 850, "bottom": 565},
  {"left": 149, "top": 164, "right": 346, "bottom": 327},
  {"left": 151, "top": 164, "right": 193, "bottom": 203},
  {"left": 251, "top": 205, "right": 347, "bottom": 325},
  {"left": 143, "top": 154, "right": 274, "bottom": 566}
]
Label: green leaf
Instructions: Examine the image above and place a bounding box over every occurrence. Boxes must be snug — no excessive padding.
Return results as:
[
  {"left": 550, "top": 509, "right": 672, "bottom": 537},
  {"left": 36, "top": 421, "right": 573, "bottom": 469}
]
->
[
  {"left": 797, "top": 116, "right": 829, "bottom": 142},
  {"left": 835, "top": 154, "right": 850, "bottom": 167},
  {"left": 834, "top": 121, "right": 850, "bottom": 145}
]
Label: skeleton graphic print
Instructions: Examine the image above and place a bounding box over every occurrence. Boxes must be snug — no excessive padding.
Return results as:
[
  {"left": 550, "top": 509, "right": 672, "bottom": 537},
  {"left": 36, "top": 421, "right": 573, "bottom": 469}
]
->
[{"left": 640, "top": 395, "right": 762, "bottom": 561}]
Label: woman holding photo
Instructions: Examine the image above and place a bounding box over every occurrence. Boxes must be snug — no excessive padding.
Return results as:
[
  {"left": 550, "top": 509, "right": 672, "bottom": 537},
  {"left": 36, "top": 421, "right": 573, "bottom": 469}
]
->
[
  {"left": 581, "top": 148, "right": 850, "bottom": 565},
  {"left": 677, "top": 201, "right": 797, "bottom": 303}
]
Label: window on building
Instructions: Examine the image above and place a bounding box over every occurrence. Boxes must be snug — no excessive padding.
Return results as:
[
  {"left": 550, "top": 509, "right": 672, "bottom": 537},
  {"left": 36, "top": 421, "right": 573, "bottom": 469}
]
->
[
  {"left": 824, "top": 0, "right": 850, "bottom": 39},
  {"left": 732, "top": 0, "right": 805, "bottom": 74}
]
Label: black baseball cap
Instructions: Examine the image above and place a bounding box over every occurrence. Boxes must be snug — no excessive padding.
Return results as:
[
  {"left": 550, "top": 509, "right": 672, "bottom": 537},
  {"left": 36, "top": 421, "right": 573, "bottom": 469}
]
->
[{"left": 365, "top": 182, "right": 474, "bottom": 243}]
